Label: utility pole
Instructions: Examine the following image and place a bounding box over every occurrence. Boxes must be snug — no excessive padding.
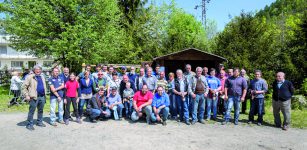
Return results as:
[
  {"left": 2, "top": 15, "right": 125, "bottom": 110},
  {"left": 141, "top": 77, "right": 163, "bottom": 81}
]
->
[{"left": 195, "top": 0, "right": 210, "bottom": 27}]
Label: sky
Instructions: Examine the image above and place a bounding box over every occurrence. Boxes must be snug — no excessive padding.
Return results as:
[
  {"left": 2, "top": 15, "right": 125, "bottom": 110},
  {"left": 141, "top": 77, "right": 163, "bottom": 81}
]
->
[{"left": 161, "top": 0, "right": 276, "bottom": 31}]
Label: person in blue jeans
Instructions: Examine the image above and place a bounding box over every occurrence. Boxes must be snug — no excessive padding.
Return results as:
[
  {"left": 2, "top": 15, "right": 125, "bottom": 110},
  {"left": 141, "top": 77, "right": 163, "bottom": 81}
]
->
[
  {"left": 151, "top": 86, "right": 170, "bottom": 126},
  {"left": 188, "top": 67, "right": 209, "bottom": 125},
  {"left": 86, "top": 88, "right": 111, "bottom": 123},
  {"left": 123, "top": 82, "right": 134, "bottom": 119},
  {"left": 173, "top": 69, "right": 190, "bottom": 125},
  {"left": 79, "top": 71, "right": 95, "bottom": 117},
  {"left": 206, "top": 68, "right": 221, "bottom": 121},
  {"left": 48, "top": 67, "right": 65, "bottom": 126},
  {"left": 248, "top": 70, "right": 268, "bottom": 126},
  {"left": 107, "top": 87, "right": 124, "bottom": 120},
  {"left": 167, "top": 73, "right": 177, "bottom": 119},
  {"left": 222, "top": 68, "right": 247, "bottom": 125}
]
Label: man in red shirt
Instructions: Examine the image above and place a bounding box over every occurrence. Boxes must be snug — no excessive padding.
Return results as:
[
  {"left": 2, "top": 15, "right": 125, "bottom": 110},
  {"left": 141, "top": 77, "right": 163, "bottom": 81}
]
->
[{"left": 131, "top": 84, "right": 154, "bottom": 124}]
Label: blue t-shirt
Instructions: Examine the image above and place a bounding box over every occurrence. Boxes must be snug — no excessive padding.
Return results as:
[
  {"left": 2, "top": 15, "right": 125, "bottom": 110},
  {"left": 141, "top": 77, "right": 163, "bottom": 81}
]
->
[
  {"left": 152, "top": 92, "right": 170, "bottom": 108},
  {"left": 207, "top": 76, "right": 221, "bottom": 90},
  {"left": 107, "top": 93, "right": 122, "bottom": 105},
  {"left": 48, "top": 76, "right": 64, "bottom": 99}
]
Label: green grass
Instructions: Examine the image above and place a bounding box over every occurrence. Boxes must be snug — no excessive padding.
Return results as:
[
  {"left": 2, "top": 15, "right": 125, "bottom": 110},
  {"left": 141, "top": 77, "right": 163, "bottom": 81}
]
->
[{"left": 1, "top": 86, "right": 306, "bottom": 128}]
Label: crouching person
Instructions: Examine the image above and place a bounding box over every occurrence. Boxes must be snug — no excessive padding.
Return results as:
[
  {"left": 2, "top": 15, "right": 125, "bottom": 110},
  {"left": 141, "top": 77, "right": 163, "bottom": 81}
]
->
[
  {"left": 86, "top": 88, "right": 111, "bottom": 123},
  {"left": 151, "top": 86, "right": 170, "bottom": 126},
  {"left": 106, "top": 87, "right": 124, "bottom": 120},
  {"left": 131, "top": 84, "right": 154, "bottom": 124}
]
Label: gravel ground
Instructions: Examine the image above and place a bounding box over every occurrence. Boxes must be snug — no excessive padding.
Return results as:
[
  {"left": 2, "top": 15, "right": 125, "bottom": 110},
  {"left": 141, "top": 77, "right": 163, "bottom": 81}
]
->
[{"left": 0, "top": 113, "right": 306, "bottom": 150}]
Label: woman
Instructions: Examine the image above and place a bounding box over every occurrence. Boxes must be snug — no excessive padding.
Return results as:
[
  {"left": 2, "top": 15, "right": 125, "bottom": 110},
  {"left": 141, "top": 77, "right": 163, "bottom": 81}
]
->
[
  {"left": 79, "top": 71, "right": 95, "bottom": 117},
  {"left": 64, "top": 73, "right": 81, "bottom": 125},
  {"left": 9, "top": 71, "right": 22, "bottom": 106}
]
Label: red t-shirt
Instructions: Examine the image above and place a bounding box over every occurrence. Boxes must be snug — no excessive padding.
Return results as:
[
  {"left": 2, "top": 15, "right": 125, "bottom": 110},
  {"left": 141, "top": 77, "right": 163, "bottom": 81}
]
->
[
  {"left": 65, "top": 80, "right": 79, "bottom": 98},
  {"left": 133, "top": 91, "right": 153, "bottom": 107}
]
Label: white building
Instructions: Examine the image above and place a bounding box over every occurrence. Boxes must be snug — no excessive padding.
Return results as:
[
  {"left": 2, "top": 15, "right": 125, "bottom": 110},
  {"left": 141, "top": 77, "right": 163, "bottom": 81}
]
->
[{"left": 0, "top": 35, "right": 54, "bottom": 71}]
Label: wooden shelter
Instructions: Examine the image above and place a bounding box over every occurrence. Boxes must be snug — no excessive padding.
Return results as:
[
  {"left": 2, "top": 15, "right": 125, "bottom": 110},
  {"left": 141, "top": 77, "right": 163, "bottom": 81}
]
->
[{"left": 152, "top": 48, "right": 227, "bottom": 74}]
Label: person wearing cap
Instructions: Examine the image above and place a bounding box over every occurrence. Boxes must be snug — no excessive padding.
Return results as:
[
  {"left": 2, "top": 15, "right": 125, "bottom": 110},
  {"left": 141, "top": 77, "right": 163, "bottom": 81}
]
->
[
  {"left": 106, "top": 87, "right": 124, "bottom": 120},
  {"left": 22, "top": 65, "right": 47, "bottom": 130},
  {"left": 131, "top": 84, "right": 154, "bottom": 124},
  {"left": 48, "top": 67, "right": 65, "bottom": 126},
  {"left": 151, "top": 86, "right": 170, "bottom": 126},
  {"left": 109, "top": 72, "right": 121, "bottom": 94},
  {"left": 145, "top": 67, "right": 157, "bottom": 93},
  {"left": 119, "top": 66, "right": 128, "bottom": 80},
  {"left": 86, "top": 87, "right": 111, "bottom": 123}
]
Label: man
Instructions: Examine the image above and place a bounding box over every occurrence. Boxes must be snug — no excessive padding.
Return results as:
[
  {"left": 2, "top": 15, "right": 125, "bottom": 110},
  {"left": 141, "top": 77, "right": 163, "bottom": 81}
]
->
[
  {"left": 48, "top": 68, "right": 65, "bottom": 126},
  {"left": 202, "top": 67, "right": 209, "bottom": 77},
  {"left": 22, "top": 65, "right": 47, "bottom": 130},
  {"left": 119, "top": 66, "right": 128, "bottom": 80},
  {"left": 157, "top": 71, "right": 168, "bottom": 91},
  {"left": 206, "top": 68, "right": 221, "bottom": 121},
  {"left": 131, "top": 84, "right": 154, "bottom": 124},
  {"left": 151, "top": 86, "right": 170, "bottom": 126},
  {"left": 135, "top": 68, "right": 147, "bottom": 91},
  {"left": 119, "top": 75, "right": 136, "bottom": 98},
  {"left": 222, "top": 68, "right": 247, "bottom": 125},
  {"left": 218, "top": 70, "right": 227, "bottom": 115},
  {"left": 107, "top": 66, "right": 114, "bottom": 81},
  {"left": 102, "top": 64, "right": 108, "bottom": 74},
  {"left": 77, "top": 64, "right": 93, "bottom": 80},
  {"left": 60, "top": 67, "right": 70, "bottom": 83},
  {"left": 248, "top": 70, "right": 268, "bottom": 126},
  {"left": 94, "top": 70, "right": 109, "bottom": 95},
  {"left": 109, "top": 72, "right": 121, "bottom": 94},
  {"left": 87, "top": 88, "right": 111, "bottom": 123},
  {"left": 92, "top": 64, "right": 102, "bottom": 79},
  {"left": 241, "top": 69, "right": 250, "bottom": 114},
  {"left": 227, "top": 69, "right": 233, "bottom": 77},
  {"left": 153, "top": 64, "right": 160, "bottom": 77},
  {"left": 272, "top": 72, "right": 294, "bottom": 131},
  {"left": 189, "top": 67, "right": 209, "bottom": 124},
  {"left": 173, "top": 69, "right": 190, "bottom": 125},
  {"left": 127, "top": 66, "right": 138, "bottom": 86},
  {"left": 107, "top": 87, "right": 124, "bottom": 120},
  {"left": 145, "top": 67, "right": 157, "bottom": 93},
  {"left": 184, "top": 64, "right": 196, "bottom": 115}
]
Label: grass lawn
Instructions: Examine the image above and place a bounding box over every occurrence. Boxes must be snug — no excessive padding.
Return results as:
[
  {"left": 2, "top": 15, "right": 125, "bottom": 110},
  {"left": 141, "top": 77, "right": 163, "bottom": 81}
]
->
[{"left": 1, "top": 85, "right": 306, "bottom": 129}]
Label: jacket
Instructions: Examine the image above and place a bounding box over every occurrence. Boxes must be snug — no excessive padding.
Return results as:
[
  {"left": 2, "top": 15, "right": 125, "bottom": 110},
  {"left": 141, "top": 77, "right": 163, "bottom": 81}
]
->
[{"left": 22, "top": 74, "right": 47, "bottom": 99}]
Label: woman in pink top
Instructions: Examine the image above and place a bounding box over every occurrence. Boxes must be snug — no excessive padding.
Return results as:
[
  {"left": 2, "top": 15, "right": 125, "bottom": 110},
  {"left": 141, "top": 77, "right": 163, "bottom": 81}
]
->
[
  {"left": 218, "top": 70, "right": 227, "bottom": 115},
  {"left": 64, "top": 73, "right": 81, "bottom": 125}
]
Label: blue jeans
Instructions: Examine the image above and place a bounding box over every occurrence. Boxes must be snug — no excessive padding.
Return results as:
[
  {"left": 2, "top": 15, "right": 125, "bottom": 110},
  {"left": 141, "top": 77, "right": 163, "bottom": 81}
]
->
[
  {"left": 89, "top": 108, "right": 111, "bottom": 119},
  {"left": 27, "top": 96, "right": 45, "bottom": 125},
  {"left": 131, "top": 105, "right": 153, "bottom": 123},
  {"left": 249, "top": 98, "right": 264, "bottom": 123},
  {"left": 206, "top": 98, "right": 218, "bottom": 119},
  {"left": 124, "top": 100, "right": 133, "bottom": 118},
  {"left": 169, "top": 93, "right": 177, "bottom": 117},
  {"left": 176, "top": 95, "right": 189, "bottom": 122},
  {"left": 110, "top": 104, "right": 124, "bottom": 120},
  {"left": 50, "top": 98, "right": 64, "bottom": 124},
  {"left": 224, "top": 96, "right": 241, "bottom": 123},
  {"left": 78, "top": 98, "right": 90, "bottom": 117},
  {"left": 192, "top": 94, "right": 206, "bottom": 122},
  {"left": 151, "top": 107, "right": 170, "bottom": 122}
]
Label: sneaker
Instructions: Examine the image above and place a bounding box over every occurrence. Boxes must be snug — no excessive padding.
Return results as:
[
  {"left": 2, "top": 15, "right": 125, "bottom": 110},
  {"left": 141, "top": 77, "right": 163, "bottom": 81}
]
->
[
  {"left": 36, "top": 123, "right": 46, "bottom": 127},
  {"left": 191, "top": 121, "right": 196, "bottom": 125},
  {"left": 234, "top": 121, "right": 239, "bottom": 125},
  {"left": 257, "top": 122, "right": 262, "bottom": 126},
  {"left": 282, "top": 125, "right": 289, "bottom": 131},
  {"left": 59, "top": 120, "right": 65, "bottom": 124},
  {"left": 162, "top": 121, "right": 167, "bottom": 126},
  {"left": 65, "top": 120, "right": 69, "bottom": 125},
  {"left": 76, "top": 118, "right": 82, "bottom": 124},
  {"left": 199, "top": 119, "right": 205, "bottom": 124},
  {"left": 185, "top": 121, "right": 191, "bottom": 125},
  {"left": 26, "top": 124, "right": 35, "bottom": 131}
]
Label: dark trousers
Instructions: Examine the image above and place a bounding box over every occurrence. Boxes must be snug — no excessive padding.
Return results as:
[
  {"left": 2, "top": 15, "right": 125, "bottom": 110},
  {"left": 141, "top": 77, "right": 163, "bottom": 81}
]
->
[
  {"left": 241, "top": 98, "right": 249, "bottom": 113},
  {"left": 248, "top": 98, "right": 264, "bottom": 123},
  {"left": 217, "top": 96, "right": 225, "bottom": 115},
  {"left": 10, "top": 90, "right": 21, "bottom": 104},
  {"left": 65, "top": 97, "right": 79, "bottom": 120},
  {"left": 27, "top": 96, "right": 46, "bottom": 125}
]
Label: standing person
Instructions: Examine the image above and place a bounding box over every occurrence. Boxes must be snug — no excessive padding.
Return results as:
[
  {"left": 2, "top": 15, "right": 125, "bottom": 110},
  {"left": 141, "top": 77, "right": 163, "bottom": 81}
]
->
[
  {"left": 157, "top": 71, "right": 168, "bottom": 91},
  {"left": 106, "top": 87, "right": 124, "bottom": 120},
  {"left": 227, "top": 69, "right": 233, "bottom": 77},
  {"left": 248, "top": 70, "right": 268, "bottom": 126},
  {"left": 167, "top": 72, "right": 176, "bottom": 119},
  {"left": 145, "top": 67, "right": 157, "bottom": 93},
  {"left": 135, "top": 68, "right": 147, "bottom": 91},
  {"left": 173, "top": 69, "right": 190, "bottom": 125},
  {"left": 131, "top": 85, "right": 154, "bottom": 124},
  {"left": 151, "top": 86, "right": 170, "bottom": 126},
  {"left": 202, "top": 67, "right": 209, "bottom": 77},
  {"left": 59, "top": 67, "right": 70, "bottom": 84},
  {"left": 77, "top": 64, "right": 93, "bottom": 81},
  {"left": 94, "top": 70, "right": 109, "bottom": 95},
  {"left": 222, "top": 68, "right": 247, "bottom": 125},
  {"left": 241, "top": 69, "right": 250, "bottom": 114},
  {"left": 119, "top": 66, "right": 128, "bottom": 80},
  {"left": 153, "top": 64, "right": 160, "bottom": 77},
  {"left": 127, "top": 66, "right": 138, "bottom": 86},
  {"left": 184, "top": 64, "right": 196, "bottom": 114},
  {"left": 218, "top": 70, "right": 227, "bottom": 115},
  {"left": 48, "top": 68, "right": 65, "bottom": 126},
  {"left": 206, "top": 68, "right": 221, "bottom": 121},
  {"left": 189, "top": 67, "right": 209, "bottom": 124},
  {"left": 9, "top": 71, "right": 22, "bottom": 106},
  {"left": 64, "top": 73, "right": 82, "bottom": 125},
  {"left": 92, "top": 64, "right": 102, "bottom": 80},
  {"left": 123, "top": 82, "right": 135, "bottom": 119},
  {"left": 22, "top": 65, "right": 47, "bottom": 130},
  {"left": 119, "top": 75, "right": 135, "bottom": 99},
  {"left": 79, "top": 71, "right": 95, "bottom": 117},
  {"left": 272, "top": 72, "right": 294, "bottom": 131}
]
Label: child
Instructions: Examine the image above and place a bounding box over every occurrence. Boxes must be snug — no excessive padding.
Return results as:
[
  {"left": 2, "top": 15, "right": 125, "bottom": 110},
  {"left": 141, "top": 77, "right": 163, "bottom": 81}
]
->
[
  {"left": 123, "top": 82, "right": 134, "bottom": 119},
  {"left": 64, "top": 73, "right": 81, "bottom": 125}
]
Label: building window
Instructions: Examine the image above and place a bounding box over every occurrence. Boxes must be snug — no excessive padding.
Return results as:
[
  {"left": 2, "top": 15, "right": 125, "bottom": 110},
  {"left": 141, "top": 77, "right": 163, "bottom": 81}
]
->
[
  {"left": 11, "top": 61, "right": 23, "bottom": 68},
  {"left": 43, "top": 61, "right": 53, "bottom": 67},
  {"left": 0, "top": 45, "right": 7, "bottom": 54}
]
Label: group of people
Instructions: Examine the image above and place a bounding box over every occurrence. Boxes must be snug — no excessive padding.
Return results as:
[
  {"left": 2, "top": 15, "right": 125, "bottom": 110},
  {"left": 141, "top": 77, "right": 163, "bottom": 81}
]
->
[{"left": 19, "top": 63, "right": 294, "bottom": 131}]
